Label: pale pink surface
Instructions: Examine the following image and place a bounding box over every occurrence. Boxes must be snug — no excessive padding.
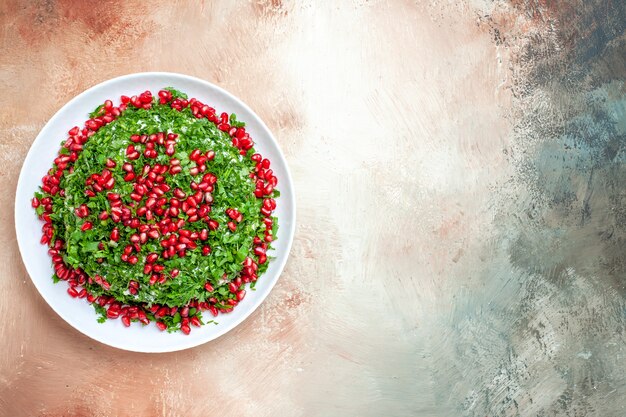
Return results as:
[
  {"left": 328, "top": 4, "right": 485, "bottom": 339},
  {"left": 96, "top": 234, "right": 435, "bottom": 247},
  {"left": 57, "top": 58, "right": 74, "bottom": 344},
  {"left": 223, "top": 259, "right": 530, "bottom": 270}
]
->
[{"left": 2, "top": 1, "right": 625, "bottom": 416}]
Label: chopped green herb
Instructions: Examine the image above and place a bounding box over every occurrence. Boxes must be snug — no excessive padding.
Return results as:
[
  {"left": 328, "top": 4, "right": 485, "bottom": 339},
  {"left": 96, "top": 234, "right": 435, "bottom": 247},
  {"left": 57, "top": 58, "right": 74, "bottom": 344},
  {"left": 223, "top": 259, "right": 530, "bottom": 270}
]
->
[{"left": 33, "top": 88, "right": 279, "bottom": 334}]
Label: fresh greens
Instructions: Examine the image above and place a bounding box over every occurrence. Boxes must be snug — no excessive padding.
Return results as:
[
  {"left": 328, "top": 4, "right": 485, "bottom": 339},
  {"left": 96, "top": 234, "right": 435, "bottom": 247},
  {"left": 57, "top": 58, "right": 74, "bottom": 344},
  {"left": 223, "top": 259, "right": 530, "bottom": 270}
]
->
[{"left": 34, "top": 89, "right": 278, "bottom": 333}]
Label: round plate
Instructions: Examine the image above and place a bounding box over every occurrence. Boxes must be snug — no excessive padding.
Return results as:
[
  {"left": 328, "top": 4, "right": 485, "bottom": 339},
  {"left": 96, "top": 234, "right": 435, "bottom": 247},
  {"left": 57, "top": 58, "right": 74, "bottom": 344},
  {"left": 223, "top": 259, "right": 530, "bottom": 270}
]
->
[{"left": 15, "top": 72, "right": 296, "bottom": 352}]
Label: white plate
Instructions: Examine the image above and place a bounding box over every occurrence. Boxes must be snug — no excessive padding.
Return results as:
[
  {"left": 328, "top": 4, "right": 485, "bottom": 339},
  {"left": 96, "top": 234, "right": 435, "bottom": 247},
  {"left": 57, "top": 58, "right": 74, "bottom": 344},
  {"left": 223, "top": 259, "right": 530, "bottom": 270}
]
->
[{"left": 15, "top": 72, "right": 296, "bottom": 352}]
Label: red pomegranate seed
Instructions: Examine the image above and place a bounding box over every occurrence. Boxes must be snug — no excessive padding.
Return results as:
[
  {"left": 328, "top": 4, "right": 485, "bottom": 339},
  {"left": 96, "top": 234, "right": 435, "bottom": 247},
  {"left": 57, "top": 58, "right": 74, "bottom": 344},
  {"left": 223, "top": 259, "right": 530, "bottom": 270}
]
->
[
  {"left": 227, "top": 221, "right": 236, "bottom": 232},
  {"left": 173, "top": 188, "right": 186, "bottom": 199},
  {"left": 171, "top": 269, "right": 180, "bottom": 278},
  {"left": 121, "top": 315, "right": 131, "bottom": 327},
  {"left": 105, "top": 158, "right": 117, "bottom": 168},
  {"left": 146, "top": 253, "right": 158, "bottom": 263},
  {"left": 236, "top": 290, "right": 246, "bottom": 301},
  {"left": 110, "top": 228, "right": 120, "bottom": 241},
  {"left": 81, "top": 222, "right": 93, "bottom": 231},
  {"left": 107, "top": 306, "right": 120, "bottom": 319},
  {"left": 67, "top": 287, "right": 79, "bottom": 298},
  {"left": 202, "top": 246, "right": 211, "bottom": 256},
  {"left": 103, "top": 177, "right": 115, "bottom": 189},
  {"left": 98, "top": 211, "right": 109, "bottom": 220},
  {"left": 190, "top": 317, "right": 201, "bottom": 327},
  {"left": 155, "top": 306, "right": 168, "bottom": 318},
  {"left": 181, "top": 324, "right": 191, "bottom": 335},
  {"left": 156, "top": 321, "right": 167, "bottom": 331}
]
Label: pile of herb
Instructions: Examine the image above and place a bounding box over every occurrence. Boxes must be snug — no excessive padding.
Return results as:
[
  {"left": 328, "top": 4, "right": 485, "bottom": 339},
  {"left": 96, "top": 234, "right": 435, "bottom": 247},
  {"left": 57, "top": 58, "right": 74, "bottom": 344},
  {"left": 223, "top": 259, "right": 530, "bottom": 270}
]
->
[{"left": 33, "top": 88, "right": 278, "bottom": 334}]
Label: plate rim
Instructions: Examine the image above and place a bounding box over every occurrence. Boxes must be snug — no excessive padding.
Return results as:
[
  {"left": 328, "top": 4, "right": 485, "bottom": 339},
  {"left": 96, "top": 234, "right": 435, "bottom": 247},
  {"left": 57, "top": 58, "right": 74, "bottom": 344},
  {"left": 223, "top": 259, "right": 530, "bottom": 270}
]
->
[{"left": 14, "top": 71, "right": 296, "bottom": 352}]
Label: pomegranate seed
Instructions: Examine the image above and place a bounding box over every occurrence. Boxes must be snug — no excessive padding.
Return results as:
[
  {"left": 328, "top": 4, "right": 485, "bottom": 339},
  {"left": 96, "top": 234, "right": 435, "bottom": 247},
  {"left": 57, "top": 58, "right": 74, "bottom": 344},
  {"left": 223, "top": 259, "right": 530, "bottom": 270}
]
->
[
  {"left": 181, "top": 324, "right": 191, "bottom": 335},
  {"left": 138, "top": 310, "right": 149, "bottom": 324},
  {"left": 121, "top": 315, "right": 131, "bottom": 327},
  {"left": 202, "top": 246, "right": 211, "bottom": 256},
  {"left": 81, "top": 222, "right": 93, "bottom": 231},
  {"left": 236, "top": 290, "right": 246, "bottom": 301},
  {"left": 67, "top": 287, "right": 79, "bottom": 298},
  {"left": 174, "top": 188, "right": 186, "bottom": 199},
  {"left": 110, "top": 228, "right": 120, "bottom": 241},
  {"left": 107, "top": 306, "right": 120, "bottom": 319},
  {"left": 227, "top": 221, "right": 236, "bottom": 232},
  {"left": 156, "top": 321, "right": 167, "bottom": 331},
  {"left": 155, "top": 306, "right": 169, "bottom": 318},
  {"left": 190, "top": 316, "right": 201, "bottom": 327},
  {"left": 204, "top": 282, "right": 214, "bottom": 292},
  {"left": 228, "top": 282, "right": 238, "bottom": 293},
  {"left": 171, "top": 269, "right": 180, "bottom": 278}
]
